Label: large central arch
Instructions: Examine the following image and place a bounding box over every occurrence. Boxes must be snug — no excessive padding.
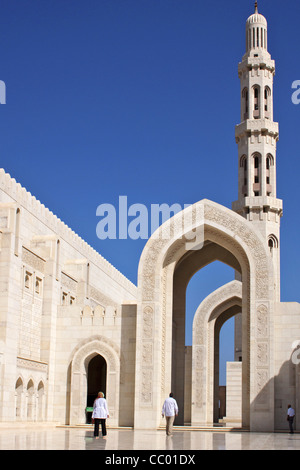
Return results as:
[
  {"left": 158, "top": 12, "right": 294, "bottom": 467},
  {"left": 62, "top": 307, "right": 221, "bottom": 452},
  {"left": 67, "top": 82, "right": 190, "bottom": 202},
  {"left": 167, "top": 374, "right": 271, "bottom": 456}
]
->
[{"left": 134, "top": 199, "right": 274, "bottom": 431}]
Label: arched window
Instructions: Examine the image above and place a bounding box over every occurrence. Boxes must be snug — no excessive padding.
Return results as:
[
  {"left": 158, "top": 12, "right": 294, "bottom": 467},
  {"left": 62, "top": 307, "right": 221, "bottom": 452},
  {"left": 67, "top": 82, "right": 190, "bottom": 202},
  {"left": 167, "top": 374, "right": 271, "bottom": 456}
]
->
[
  {"left": 266, "top": 154, "right": 274, "bottom": 168},
  {"left": 15, "top": 378, "right": 23, "bottom": 419},
  {"left": 253, "top": 153, "right": 261, "bottom": 195},
  {"left": 25, "top": 272, "right": 31, "bottom": 290},
  {"left": 253, "top": 86, "right": 260, "bottom": 118},
  {"left": 242, "top": 88, "right": 249, "bottom": 120},
  {"left": 264, "top": 87, "right": 271, "bottom": 118},
  {"left": 240, "top": 155, "right": 248, "bottom": 197},
  {"left": 37, "top": 381, "right": 45, "bottom": 421},
  {"left": 35, "top": 277, "right": 42, "bottom": 295},
  {"left": 268, "top": 234, "right": 278, "bottom": 254},
  {"left": 266, "top": 154, "right": 274, "bottom": 196},
  {"left": 27, "top": 379, "right": 35, "bottom": 420}
]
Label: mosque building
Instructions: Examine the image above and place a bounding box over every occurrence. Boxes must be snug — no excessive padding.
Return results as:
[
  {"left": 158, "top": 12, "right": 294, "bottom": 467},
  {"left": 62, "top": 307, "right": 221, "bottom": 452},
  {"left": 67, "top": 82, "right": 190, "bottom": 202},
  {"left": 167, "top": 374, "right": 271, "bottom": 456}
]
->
[{"left": 0, "top": 3, "right": 299, "bottom": 432}]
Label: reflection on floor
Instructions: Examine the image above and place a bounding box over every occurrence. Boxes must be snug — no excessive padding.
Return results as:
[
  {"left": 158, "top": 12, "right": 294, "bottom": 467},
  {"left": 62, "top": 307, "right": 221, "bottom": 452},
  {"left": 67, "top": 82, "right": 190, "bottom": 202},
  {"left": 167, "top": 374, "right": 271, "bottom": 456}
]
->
[{"left": 0, "top": 425, "right": 299, "bottom": 450}]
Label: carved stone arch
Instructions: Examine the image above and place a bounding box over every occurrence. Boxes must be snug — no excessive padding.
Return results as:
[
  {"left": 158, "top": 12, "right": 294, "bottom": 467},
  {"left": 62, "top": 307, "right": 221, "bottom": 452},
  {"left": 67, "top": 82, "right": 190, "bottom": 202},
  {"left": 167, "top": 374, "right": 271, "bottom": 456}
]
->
[
  {"left": 26, "top": 378, "right": 35, "bottom": 420},
  {"left": 15, "top": 376, "right": 24, "bottom": 420},
  {"left": 26, "top": 377, "right": 35, "bottom": 392},
  {"left": 15, "top": 375, "right": 24, "bottom": 388},
  {"left": 69, "top": 336, "right": 122, "bottom": 426},
  {"left": 135, "top": 199, "right": 275, "bottom": 431},
  {"left": 192, "top": 280, "right": 242, "bottom": 425}
]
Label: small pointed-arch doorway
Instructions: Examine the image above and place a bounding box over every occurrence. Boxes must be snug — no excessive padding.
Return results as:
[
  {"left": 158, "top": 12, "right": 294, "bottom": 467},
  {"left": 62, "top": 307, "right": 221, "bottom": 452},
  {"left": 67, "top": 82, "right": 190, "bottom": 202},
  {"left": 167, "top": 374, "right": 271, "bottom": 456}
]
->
[{"left": 86, "top": 355, "right": 107, "bottom": 423}]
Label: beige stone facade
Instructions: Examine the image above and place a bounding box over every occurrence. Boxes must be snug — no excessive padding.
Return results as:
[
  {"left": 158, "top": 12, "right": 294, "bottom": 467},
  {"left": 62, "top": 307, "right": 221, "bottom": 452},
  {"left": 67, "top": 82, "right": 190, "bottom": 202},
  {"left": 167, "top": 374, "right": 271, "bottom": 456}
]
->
[{"left": 0, "top": 4, "right": 299, "bottom": 432}]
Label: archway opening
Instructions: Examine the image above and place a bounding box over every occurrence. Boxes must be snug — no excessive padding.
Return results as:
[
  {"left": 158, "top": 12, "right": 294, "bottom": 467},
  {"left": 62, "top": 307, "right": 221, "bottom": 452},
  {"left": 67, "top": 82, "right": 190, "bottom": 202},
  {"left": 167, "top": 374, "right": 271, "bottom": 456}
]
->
[
  {"left": 218, "top": 317, "right": 235, "bottom": 421},
  {"left": 134, "top": 200, "right": 274, "bottom": 431},
  {"left": 86, "top": 355, "right": 107, "bottom": 423},
  {"left": 184, "top": 262, "right": 236, "bottom": 424},
  {"left": 219, "top": 317, "right": 235, "bottom": 386},
  {"left": 186, "top": 261, "right": 235, "bottom": 346},
  {"left": 27, "top": 379, "right": 34, "bottom": 420},
  {"left": 214, "top": 306, "right": 242, "bottom": 425},
  {"left": 172, "top": 240, "right": 243, "bottom": 426},
  {"left": 15, "top": 377, "right": 23, "bottom": 420}
]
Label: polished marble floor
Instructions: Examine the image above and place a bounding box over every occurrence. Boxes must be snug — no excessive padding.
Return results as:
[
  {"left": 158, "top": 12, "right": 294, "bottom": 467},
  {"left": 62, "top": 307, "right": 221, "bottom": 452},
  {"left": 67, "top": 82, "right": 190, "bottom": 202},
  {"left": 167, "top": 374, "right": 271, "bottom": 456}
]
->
[{"left": 0, "top": 425, "right": 299, "bottom": 451}]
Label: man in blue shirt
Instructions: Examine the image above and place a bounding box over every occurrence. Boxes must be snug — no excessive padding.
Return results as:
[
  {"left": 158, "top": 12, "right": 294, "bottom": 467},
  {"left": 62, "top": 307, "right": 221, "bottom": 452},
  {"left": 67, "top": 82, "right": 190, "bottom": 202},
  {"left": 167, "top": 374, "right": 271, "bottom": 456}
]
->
[{"left": 287, "top": 404, "right": 295, "bottom": 434}]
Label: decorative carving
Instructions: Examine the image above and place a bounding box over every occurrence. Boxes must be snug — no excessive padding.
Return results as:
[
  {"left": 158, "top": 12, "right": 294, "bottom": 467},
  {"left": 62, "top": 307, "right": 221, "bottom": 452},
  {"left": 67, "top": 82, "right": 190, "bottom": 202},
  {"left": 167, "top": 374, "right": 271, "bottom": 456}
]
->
[
  {"left": 140, "top": 369, "right": 152, "bottom": 404},
  {"left": 22, "top": 247, "right": 45, "bottom": 273},
  {"left": 89, "top": 286, "right": 118, "bottom": 308},
  {"left": 256, "top": 369, "right": 269, "bottom": 406},
  {"left": 142, "top": 342, "right": 153, "bottom": 365},
  {"left": 142, "top": 306, "right": 153, "bottom": 339},
  {"left": 70, "top": 335, "right": 123, "bottom": 377},
  {"left": 17, "top": 356, "right": 48, "bottom": 373},
  {"left": 73, "top": 340, "right": 117, "bottom": 372},
  {"left": 194, "top": 346, "right": 204, "bottom": 408},
  {"left": 61, "top": 272, "right": 77, "bottom": 292},
  {"left": 257, "top": 342, "right": 268, "bottom": 366},
  {"left": 257, "top": 304, "right": 268, "bottom": 337}
]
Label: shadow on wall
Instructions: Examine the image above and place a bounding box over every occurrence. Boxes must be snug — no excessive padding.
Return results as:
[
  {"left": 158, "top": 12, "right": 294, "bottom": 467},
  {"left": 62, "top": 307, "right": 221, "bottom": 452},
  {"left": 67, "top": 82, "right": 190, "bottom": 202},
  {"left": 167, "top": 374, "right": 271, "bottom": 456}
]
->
[{"left": 250, "top": 353, "right": 299, "bottom": 431}]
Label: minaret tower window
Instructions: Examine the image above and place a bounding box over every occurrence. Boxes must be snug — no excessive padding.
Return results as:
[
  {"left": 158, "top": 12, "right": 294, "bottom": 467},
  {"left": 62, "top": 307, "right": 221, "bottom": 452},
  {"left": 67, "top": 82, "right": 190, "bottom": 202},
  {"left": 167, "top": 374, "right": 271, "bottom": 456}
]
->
[
  {"left": 253, "top": 153, "right": 261, "bottom": 196},
  {"left": 240, "top": 155, "right": 248, "bottom": 197},
  {"left": 264, "top": 87, "right": 271, "bottom": 119},
  {"left": 266, "top": 154, "right": 274, "bottom": 196},
  {"left": 253, "top": 86, "right": 260, "bottom": 118},
  {"left": 268, "top": 234, "right": 278, "bottom": 254},
  {"left": 242, "top": 88, "right": 249, "bottom": 120}
]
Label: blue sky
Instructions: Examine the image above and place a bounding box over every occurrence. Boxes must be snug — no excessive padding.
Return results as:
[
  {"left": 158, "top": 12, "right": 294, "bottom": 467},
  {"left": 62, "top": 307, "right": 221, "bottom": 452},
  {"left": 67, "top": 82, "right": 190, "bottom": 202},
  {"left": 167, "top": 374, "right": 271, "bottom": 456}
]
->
[{"left": 1, "top": 0, "right": 300, "bottom": 384}]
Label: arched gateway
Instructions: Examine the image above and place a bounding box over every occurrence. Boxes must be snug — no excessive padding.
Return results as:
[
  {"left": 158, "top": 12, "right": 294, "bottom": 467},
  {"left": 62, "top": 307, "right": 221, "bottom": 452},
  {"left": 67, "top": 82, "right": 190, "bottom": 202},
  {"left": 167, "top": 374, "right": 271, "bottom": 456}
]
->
[
  {"left": 192, "top": 280, "right": 242, "bottom": 425},
  {"left": 134, "top": 199, "right": 275, "bottom": 432},
  {"left": 68, "top": 336, "right": 122, "bottom": 426}
]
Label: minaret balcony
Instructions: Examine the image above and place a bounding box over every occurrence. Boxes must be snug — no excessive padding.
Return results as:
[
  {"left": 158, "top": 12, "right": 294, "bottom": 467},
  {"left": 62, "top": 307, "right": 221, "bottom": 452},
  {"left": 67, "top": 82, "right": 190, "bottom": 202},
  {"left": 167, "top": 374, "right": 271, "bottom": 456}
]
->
[
  {"left": 232, "top": 195, "right": 283, "bottom": 216},
  {"left": 239, "top": 55, "right": 274, "bottom": 74},
  {"left": 235, "top": 119, "right": 279, "bottom": 141}
]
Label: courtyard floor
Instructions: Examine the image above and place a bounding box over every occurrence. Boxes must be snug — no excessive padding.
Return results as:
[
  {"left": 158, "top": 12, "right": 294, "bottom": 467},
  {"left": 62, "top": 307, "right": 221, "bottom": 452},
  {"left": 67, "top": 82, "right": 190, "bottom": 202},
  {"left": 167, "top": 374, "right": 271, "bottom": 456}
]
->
[{"left": 0, "top": 424, "right": 299, "bottom": 452}]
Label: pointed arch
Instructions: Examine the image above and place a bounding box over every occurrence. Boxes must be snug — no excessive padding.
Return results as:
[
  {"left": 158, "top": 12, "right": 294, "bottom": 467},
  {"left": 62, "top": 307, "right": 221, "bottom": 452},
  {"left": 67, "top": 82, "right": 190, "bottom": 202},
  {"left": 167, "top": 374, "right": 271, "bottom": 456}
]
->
[
  {"left": 252, "top": 152, "right": 262, "bottom": 195},
  {"left": 26, "top": 379, "right": 35, "bottom": 420},
  {"left": 253, "top": 85, "right": 261, "bottom": 118},
  {"left": 68, "top": 335, "right": 123, "bottom": 426},
  {"left": 192, "top": 280, "right": 242, "bottom": 424},
  {"left": 15, "top": 377, "right": 24, "bottom": 419},
  {"left": 135, "top": 199, "right": 275, "bottom": 431},
  {"left": 37, "top": 381, "right": 45, "bottom": 421}
]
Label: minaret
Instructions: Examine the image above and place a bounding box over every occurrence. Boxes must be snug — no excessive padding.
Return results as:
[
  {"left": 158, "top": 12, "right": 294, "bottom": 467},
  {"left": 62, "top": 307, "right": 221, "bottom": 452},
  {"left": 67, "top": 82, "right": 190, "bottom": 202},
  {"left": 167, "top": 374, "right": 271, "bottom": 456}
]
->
[{"left": 232, "top": 2, "right": 282, "bottom": 300}]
